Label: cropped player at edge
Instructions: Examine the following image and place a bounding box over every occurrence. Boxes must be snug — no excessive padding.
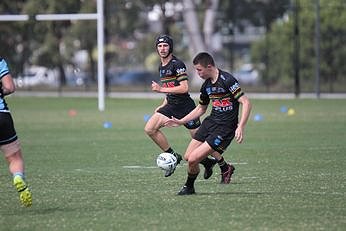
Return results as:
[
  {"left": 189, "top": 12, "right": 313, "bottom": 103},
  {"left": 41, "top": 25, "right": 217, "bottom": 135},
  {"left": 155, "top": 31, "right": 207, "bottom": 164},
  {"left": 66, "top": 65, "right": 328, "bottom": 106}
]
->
[
  {"left": 0, "top": 57, "right": 32, "bottom": 206},
  {"left": 145, "top": 35, "right": 219, "bottom": 178},
  {"left": 165, "top": 52, "right": 252, "bottom": 195}
]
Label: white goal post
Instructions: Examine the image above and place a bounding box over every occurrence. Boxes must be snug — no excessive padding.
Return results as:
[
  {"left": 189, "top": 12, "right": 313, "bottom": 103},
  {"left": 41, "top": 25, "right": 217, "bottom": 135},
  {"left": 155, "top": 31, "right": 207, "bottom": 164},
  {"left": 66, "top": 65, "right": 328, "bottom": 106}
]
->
[{"left": 0, "top": 0, "right": 105, "bottom": 111}]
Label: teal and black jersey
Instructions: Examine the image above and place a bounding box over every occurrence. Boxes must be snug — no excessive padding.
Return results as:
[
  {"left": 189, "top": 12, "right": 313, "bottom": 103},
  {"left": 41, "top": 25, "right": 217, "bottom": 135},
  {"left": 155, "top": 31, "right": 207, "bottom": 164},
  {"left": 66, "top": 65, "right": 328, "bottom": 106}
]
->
[
  {"left": 199, "top": 69, "right": 244, "bottom": 126},
  {"left": 0, "top": 58, "right": 17, "bottom": 145},
  {"left": 159, "top": 55, "right": 191, "bottom": 105},
  {"left": 0, "top": 58, "right": 10, "bottom": 112}
]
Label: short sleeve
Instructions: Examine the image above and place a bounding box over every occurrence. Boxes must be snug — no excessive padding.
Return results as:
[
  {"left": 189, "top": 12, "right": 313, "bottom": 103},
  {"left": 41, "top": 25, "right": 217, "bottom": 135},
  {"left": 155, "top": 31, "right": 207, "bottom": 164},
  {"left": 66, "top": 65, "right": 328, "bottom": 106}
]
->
[{"left": 0, "top": 58, "right": 10, "bottom": 79}]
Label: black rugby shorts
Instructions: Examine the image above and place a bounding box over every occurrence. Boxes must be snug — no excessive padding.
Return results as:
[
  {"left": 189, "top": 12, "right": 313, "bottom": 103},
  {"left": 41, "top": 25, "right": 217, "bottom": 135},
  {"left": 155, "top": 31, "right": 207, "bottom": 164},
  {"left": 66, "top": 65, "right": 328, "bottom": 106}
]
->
[
  {"left": 194, "top": 117, "right": 236, "bottom": 154},
  {"left": 157, "top": 101, "right": 201, "bottom": 129},
  {"left": 0, "top": 112, "right": 18, "bottom": 145}
]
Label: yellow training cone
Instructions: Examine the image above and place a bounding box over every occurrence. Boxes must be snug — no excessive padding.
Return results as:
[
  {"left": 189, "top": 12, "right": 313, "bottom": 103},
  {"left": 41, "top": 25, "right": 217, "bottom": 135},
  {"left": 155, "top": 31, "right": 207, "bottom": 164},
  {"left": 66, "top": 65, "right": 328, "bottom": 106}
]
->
[{"left": 287, "top": 108, "right": 295, "bottom": 116}]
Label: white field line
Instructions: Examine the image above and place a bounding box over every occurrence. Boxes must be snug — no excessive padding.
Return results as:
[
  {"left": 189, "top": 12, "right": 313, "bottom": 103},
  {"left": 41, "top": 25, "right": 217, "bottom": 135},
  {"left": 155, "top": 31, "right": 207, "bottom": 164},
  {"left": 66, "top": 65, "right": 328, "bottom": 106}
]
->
[
  {"left": 122, "top": 166, "right": 157, "bottom": 169},
  {"left": 122, "top": 162, "right": 248, "bottom": 169}
]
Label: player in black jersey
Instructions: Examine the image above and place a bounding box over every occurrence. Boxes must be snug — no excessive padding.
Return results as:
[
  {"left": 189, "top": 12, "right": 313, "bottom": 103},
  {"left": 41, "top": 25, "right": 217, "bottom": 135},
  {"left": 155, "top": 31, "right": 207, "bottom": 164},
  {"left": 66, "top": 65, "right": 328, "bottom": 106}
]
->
[
  {"left": 0, "top": 58, "right": 32, "bottom": 206},
  {"left": 165, "top": 52, "right": 252, "bottom": 195},
  {"left": 145, "top": 35, "right": 218, "bottom": 177}
]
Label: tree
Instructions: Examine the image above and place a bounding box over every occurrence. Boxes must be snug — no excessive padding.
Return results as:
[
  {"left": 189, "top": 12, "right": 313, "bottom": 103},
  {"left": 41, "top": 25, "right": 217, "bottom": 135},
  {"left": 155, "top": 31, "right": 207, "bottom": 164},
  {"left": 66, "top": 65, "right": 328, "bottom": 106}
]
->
[
  {"left": 21, "top": 0, "right": 82, "bottom": 86},
  {"left": 66, "top": 1, "right": 97, "bottom": 83},
  {"left": 252, "top": 0, "right": 346, "bottom": 92},
  {"left": 219, "top": 0, "right": 290, "bottom": 89},
  {"left": 0, "top": 1, "right": 29, "bottom": 76}
]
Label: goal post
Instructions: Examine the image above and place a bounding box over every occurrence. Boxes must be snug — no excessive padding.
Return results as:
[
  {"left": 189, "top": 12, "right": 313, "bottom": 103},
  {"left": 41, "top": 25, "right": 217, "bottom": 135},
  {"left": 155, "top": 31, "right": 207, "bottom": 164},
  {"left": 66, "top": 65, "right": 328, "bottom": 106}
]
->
[{"left": 0, "top": 0, "right": 105, "bottom": 111}]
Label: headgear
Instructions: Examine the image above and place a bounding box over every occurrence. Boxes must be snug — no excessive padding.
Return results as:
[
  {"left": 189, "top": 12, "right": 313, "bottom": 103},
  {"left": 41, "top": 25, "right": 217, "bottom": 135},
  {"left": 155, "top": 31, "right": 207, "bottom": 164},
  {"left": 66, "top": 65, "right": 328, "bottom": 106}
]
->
[{"left": 155, "top": 35, "right": 173, "bottom": 54}]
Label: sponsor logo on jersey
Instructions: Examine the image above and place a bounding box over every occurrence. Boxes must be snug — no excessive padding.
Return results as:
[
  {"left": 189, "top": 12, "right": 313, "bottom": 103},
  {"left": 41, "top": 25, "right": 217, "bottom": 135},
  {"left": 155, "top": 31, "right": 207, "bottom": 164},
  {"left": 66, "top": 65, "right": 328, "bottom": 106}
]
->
[
  {"left": 212, "top": 98, "right": 233, "bottom": 112},
  {"left": 162, "top": 82, "right": 175, "bottom": 88},
  {"left": 213, "top": 135, "right": 223, "bottom": 146},
  {"left": 176, "top": 68, "right": 186, "bottom": 75},
  {"left": 206, "top": 87, "right": 225, "bottom": 95},
  {"left": 160, "top": 69, "right": 173, "bottom": 76},
  {"left": 230, "top": 82, "right": 240, "bottom": 94}
]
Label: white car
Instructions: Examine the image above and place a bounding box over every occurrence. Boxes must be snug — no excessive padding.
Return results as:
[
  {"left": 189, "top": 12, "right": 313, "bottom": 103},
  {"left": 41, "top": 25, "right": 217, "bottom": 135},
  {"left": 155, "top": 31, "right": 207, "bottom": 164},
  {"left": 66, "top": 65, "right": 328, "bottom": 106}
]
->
[
  {"left": 234, "top": 64, "right": 260, "bottom": 85},
  {"left": 15, "top": 66, "right": 58, "bottom": 87}
]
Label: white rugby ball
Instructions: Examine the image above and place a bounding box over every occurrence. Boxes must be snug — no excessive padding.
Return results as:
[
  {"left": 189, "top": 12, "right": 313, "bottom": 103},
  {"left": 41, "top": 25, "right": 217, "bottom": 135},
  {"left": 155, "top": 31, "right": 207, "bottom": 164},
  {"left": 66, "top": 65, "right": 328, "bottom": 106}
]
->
[{"left": 156, "top": 152, "right": 177, "bottom": 171}]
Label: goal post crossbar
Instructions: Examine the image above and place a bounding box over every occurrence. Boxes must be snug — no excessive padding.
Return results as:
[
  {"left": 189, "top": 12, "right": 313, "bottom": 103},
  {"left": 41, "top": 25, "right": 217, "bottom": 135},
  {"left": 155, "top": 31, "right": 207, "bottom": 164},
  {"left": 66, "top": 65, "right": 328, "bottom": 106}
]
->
[
  {"left": 0, "top": 0, "right": 105, "bottom": 111},
  {"left": 0, "top": 14, "right": 97, "bottom": 21}
]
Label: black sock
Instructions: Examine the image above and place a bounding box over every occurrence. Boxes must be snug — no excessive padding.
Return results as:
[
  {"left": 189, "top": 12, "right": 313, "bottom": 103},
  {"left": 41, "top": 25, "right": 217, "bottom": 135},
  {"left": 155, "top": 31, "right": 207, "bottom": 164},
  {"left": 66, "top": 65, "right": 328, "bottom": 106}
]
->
[
  {"left": 218, "top": 157, "right": 229, "bottom": 172},
  {"left": 185, "top": 173, "right": 198, "bottom": 188},
  {"left": 201, "top": 157, "right": 218, "bottom": 168},
  {"left": 165, "top": 147, "right": 174, "bottom": 154},
  {"left": 200, "top": 157, "right": 211, "bottom": 168}
]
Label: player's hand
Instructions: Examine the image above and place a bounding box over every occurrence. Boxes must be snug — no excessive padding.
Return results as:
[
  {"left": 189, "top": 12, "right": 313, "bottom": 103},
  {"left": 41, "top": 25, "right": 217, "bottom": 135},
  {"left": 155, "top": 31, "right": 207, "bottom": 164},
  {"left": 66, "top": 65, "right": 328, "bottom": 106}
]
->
[
  {"left": 151, "top": 81, "right": 161, "bottom": 92},
  {"left": 164, "top": 116, "right": 182, "bottom": 127},
  {"left": 235, "top": 126, "right": 244, "bottom": 144}
]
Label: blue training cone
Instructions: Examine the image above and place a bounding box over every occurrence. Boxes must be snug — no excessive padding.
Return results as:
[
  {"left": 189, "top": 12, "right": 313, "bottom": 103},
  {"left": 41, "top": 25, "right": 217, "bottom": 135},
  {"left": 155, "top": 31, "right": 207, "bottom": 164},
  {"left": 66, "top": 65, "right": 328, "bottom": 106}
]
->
[
  {"left": 280, "top": 106, "right": 288, "bottom": 113},
  {"left": 143, "top": 114, "right": 151, "bottom": 122},
  {"left": 103, "top": 121, "right": 112, "bottom": 128},
  {"left": 253, "top": 114, "right": 264, "bottom": 122}
]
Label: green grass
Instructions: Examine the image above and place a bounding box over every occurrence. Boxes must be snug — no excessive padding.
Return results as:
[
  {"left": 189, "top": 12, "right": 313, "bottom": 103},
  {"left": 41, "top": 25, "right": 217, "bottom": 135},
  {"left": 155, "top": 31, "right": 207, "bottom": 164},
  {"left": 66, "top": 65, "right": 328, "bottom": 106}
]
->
[{"left": 0, "top": 97, "right": 345, "bottom": 231}]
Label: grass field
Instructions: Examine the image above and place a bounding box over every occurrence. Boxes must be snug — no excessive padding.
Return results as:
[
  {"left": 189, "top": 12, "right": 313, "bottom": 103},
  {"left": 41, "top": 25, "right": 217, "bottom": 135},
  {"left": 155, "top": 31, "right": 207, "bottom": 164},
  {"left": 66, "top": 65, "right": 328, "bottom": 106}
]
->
[{"left": 0, "top": 96, "right": 345, "bottom": 231}]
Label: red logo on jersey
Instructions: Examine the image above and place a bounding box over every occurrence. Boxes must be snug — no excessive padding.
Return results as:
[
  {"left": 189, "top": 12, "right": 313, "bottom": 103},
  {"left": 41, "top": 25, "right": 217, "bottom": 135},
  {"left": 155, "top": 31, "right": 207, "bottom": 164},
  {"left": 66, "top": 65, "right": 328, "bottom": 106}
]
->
[
  {"left": 212, "top": 98, "right": 233, "bottom": 112},
  {"left": 212, "top": 98, "right": 231, "bottom": 107},
  {"left": 162, "top": 82, "right": 175, "bottom": 88}
]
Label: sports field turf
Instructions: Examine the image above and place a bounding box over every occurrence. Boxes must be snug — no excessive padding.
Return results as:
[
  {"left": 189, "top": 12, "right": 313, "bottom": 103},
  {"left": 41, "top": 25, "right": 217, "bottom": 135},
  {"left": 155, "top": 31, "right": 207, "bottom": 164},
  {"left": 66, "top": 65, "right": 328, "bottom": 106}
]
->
[{"left": 0, "top": 96, "right": 345, "bottom": 230}]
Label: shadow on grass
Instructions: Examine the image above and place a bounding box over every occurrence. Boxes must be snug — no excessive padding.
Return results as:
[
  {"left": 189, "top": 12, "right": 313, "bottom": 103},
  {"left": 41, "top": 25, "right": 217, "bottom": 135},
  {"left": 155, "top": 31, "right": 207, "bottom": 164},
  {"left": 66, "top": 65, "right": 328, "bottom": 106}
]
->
[
  {"left": 195, "top": 191, "right": 268, "bottom": 196},
  {"left": 1, "top": 206, "right": 70, "bottom": 216}
]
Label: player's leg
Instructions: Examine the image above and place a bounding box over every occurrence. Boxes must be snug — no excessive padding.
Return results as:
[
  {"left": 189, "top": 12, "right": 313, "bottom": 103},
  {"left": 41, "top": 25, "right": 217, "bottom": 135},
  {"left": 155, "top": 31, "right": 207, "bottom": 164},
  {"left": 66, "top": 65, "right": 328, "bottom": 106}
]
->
[
  {"left": 219, "top": 156, "right": 235, "bottom": 184},
  {"left": 188, "top": 127, "right": 215, "bottom": 178},
  {"left": 187, "top": 125, "right": 221, "bottom": 179},
  {"left": 178, "top": 140, "right": 213, "bottom": 195},
  {"left": 144, "top": 112, "right": 170, "bottom": 151},
  {"left": 2, "top": 141, "right": 32, "bottom": 207},
  {"left": 145, "top": 112, "right": 181, "bottom": 176},
  {"left": 205, "top": 128, "right": 236, "bottom": 184},
  {"left": 203, "top": 151, "right": 236, "bottom": 183},
  {"left": 200, "top": 152, "right": 219, "bottom": 179},
  {"left": 1, "top": 113, "right": 32, "bottom": 207}
]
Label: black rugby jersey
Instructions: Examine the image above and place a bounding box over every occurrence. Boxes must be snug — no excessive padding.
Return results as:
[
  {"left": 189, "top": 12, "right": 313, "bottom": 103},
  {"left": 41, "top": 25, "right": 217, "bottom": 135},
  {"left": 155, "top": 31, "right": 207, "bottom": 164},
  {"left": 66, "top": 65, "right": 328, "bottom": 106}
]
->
[
  {"left": 0, "top": 58, "right": 10, "bottom": 112},
  {"left": 159, "top": 56, "right": 191, "bottom": 104},
  {"left": 199, "top": 69, "right": 244, "bottom": 125}
]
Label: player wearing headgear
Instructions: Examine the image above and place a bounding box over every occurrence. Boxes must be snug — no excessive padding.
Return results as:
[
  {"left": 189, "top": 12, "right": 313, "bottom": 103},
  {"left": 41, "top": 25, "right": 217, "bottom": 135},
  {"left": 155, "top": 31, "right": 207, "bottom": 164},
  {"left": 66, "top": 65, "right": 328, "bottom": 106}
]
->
[
  {"left": 0, "top": 57, "right": 32, "bottom": 206},
  {"left": 145, "top": 35, "right": 218, "bottom": 178}
]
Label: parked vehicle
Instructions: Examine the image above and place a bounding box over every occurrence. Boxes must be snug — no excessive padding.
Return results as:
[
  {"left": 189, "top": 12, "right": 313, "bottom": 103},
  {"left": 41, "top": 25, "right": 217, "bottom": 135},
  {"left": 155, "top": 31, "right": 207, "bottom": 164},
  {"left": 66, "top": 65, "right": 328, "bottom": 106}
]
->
[
  {"left": 233, "top": 64, "right": 260, "bottom": 85},
  {"left": 65, "top": 68, "right": 92, "bottom": 87},
  {"left": 108, "top": 70, "right": 158, "bottom": 86},
  {"left": 15, "top": 66, "right": 58, "bottom": 87}
]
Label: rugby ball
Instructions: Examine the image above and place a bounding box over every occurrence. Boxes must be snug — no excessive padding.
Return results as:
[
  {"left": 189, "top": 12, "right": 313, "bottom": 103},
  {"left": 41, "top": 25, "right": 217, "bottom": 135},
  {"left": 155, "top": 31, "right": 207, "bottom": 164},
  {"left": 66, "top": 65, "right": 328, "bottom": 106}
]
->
[{"left": 156, "top": 152, "right": 177, "bottom": 171}]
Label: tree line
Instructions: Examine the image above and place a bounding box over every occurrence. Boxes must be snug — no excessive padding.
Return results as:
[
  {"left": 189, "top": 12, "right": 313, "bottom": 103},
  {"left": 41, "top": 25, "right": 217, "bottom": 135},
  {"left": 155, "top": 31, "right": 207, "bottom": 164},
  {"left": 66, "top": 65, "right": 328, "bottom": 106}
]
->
[{"left": 0, "top": 0, "right": 345, "bottom": 92}]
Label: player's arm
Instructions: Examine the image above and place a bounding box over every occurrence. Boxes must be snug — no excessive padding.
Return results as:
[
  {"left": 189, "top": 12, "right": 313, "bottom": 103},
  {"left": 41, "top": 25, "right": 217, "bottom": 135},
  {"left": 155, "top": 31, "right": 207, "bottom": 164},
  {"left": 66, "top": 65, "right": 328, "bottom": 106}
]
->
[
  {"left": 1, "top": 74, "right": 16, "bottom": 96},
  {"left": 180, "top": 103, "right": 207, "bottom": 123},
  {"left": 235, "top": 95, "right": 252, "bottom": 143},
  {"left": 165, "top": 104, "right": 208, "bottom": 127},
  {"left": 151, "top": 79, "right": 188, "bottom": 94}
]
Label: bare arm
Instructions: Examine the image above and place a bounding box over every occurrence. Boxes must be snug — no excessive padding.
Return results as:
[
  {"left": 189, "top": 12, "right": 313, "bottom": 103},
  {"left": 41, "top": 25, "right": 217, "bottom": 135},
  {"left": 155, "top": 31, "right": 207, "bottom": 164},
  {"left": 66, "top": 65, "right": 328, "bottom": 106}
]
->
[
  {"left": 165, "top": 104, "right": 208, "bottom": 127},
  {"left": 235, "top": 95, "right": 252, "bottom": 143},
  {"left": 151, "top": 79, "right": 189, "bottom": 94},
  {"left": 1, "top": 74, "right": 16, "bottom": 96}
]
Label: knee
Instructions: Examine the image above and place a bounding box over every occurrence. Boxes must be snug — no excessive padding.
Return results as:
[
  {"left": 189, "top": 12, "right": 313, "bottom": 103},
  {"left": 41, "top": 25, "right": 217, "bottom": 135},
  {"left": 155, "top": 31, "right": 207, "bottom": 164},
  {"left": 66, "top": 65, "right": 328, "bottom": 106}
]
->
[
  {"left": 186, "top": 155, "right": 199, "bottom": 167},
  {"left": 144, "top": 124, "right": 156, "bottom": 137},
  {"left": 183, "top": 154, "right": 188, "bottom": 161},
  {"left": 6, "top": 150, "right": 22, "bottom": 163},
  {"left": 2, "top": 140, "right": 22, "bottom": 160}
]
